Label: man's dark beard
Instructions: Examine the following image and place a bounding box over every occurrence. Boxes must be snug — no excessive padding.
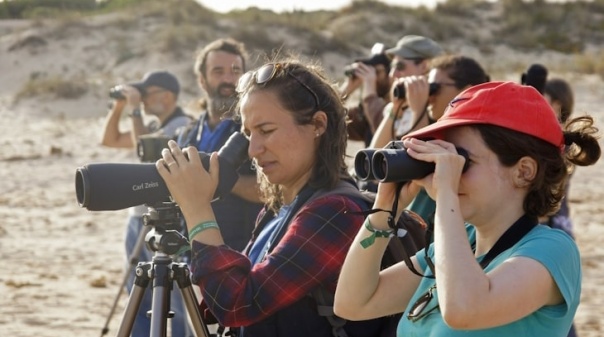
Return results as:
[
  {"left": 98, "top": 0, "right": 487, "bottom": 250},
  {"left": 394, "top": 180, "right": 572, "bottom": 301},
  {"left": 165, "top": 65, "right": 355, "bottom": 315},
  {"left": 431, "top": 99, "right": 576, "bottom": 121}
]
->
[{"left": 209, "top": 83, "right": 238, "bottom": 118}]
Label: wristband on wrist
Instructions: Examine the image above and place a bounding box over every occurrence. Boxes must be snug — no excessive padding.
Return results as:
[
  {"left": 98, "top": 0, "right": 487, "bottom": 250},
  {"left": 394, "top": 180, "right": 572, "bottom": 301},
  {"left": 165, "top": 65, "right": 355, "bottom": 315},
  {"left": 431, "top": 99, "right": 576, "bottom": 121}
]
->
[
  {"left": 360, "top": 217, "right": 394, "bottom": 248},
  {"left": 188, "top": 220, "right": 219, "bottom": 242}
]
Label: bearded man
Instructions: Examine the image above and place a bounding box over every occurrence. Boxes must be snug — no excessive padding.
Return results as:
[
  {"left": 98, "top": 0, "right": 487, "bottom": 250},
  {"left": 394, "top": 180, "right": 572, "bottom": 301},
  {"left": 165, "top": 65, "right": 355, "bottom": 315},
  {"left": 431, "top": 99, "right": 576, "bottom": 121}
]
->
[{"left": 178, "top": 38, "right": 263, "bottom": 252}]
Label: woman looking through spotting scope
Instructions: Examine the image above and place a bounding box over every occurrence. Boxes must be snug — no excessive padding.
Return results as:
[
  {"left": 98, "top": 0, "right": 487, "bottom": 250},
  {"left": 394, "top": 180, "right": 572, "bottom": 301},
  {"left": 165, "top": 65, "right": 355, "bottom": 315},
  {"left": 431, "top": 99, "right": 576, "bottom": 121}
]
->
[{"left": 156, "top": 58, "right": 383, "bottom": 337}]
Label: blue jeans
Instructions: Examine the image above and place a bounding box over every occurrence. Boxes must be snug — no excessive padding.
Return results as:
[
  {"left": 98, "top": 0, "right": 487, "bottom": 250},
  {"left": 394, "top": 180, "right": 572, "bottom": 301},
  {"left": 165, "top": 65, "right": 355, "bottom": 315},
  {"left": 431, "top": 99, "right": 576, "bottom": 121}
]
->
[{"left": 124, "top": 215, "right": 193, "bottom": 337}]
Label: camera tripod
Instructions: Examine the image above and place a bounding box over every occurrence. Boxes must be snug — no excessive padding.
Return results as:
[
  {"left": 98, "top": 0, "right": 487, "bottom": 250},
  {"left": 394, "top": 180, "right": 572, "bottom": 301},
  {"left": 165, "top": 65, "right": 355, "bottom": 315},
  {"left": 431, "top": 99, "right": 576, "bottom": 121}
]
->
[{"left": 101, "top": 202, "right": 212, "bottom": 337}]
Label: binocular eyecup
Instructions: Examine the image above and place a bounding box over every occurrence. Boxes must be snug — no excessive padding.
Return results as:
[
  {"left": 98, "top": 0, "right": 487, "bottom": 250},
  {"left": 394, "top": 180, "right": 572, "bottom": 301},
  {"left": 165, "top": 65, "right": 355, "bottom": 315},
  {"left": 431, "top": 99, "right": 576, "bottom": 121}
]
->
[{"left": 354, "top": 141, "right": 469, "bottom": 182}]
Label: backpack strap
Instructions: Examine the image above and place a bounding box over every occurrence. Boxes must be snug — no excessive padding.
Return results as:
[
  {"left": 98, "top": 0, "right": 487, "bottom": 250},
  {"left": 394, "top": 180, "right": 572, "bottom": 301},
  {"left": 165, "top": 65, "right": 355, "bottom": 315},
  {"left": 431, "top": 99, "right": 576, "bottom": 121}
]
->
[
  {"left": 307, "top": 180, "right": 429, "bottom": 337},
  {"left": 312, "top": 287, "right": 349, "bottom": 337},
  {"left": 349, "top": 185, "right": 431, "bottom": 278},
  {"left": 259, "top": 178, "right": 362, "bottom": 337},
  {"left": 388, "top": 209, "right": 430, "bottom": 278}
]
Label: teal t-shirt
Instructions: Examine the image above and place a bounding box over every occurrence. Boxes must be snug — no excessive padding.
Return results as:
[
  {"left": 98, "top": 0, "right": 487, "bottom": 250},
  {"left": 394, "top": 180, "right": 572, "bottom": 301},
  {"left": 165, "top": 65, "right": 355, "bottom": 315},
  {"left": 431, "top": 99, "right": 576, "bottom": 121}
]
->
[
  {"left": 397, "top": 224, "right": 581, "bottom": 337},
  {"left": 407, "top": 188, "right": 435, "bottom": 226}
]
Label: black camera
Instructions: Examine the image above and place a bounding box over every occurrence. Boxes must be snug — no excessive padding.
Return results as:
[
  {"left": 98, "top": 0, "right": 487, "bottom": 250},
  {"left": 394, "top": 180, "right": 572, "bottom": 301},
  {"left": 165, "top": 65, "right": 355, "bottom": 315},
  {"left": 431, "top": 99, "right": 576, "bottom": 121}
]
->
[
  {"left": 137, "top": 134, "right": 172, "bottom": 163},
  {"left": 75, "top": 132, "right": 250, "bottom": 211},
  {"left": 343, "top": 65, "right": 360, "bottom": 78},
  {"left": 109, "top": 86, "right": 126, "bottom": 100},
  {"left": 393, "top": 82, "right": 441, "bottom": 99},
  {"left": 354, "top": 140, "right": 469, "bottom": 182},
  {"left": 109, "top": 85, "right": 144, "bottom": 100},
  {"left": 344, "top": 43, "right": 389, "bottom": 78}
]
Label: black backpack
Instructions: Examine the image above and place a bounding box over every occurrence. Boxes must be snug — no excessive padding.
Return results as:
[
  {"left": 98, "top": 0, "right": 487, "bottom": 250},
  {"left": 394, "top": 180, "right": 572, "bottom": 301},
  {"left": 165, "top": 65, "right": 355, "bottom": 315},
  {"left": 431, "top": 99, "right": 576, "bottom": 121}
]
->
[
  {"left": 203, "top": 179, "right": 427, "bottom": 337},
  {"left": 261, "top": 179, "right": 427, "bottom": 337}
]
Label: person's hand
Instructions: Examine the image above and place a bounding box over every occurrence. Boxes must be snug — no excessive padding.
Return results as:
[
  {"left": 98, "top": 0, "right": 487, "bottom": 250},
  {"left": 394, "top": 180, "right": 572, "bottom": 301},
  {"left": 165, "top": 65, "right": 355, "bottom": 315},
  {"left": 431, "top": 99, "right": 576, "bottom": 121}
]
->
[
  {"left": 120, "top": 85, "right": 143, "bottom": 111},
  {"left": 341, "top": 68, "right": 362, "bottom": 98},
  {"left": 402, "top": 138, "right": 466, "bottom": 200},
  {"left": 402, "top": 76, "right": 430, "bottom": 115},
  {"left": 370, "top": 180, "right": 421, "bottom": 231},
  {"left": 353, "top": 63, "right": 377, "bottom": 91},
  {"left": 156, "top": 140, "right": 219, "bottom": 213},
  {"left": 111, "top": 94, "right": 127, "bottom": 110}
]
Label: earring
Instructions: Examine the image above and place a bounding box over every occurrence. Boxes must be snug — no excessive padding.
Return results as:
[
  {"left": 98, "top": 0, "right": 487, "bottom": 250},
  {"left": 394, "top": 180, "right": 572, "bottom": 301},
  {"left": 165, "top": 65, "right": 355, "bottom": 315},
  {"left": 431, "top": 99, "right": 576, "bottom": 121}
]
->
[{"left": 316, "top": 132, "right": 320, "bottom": 137}]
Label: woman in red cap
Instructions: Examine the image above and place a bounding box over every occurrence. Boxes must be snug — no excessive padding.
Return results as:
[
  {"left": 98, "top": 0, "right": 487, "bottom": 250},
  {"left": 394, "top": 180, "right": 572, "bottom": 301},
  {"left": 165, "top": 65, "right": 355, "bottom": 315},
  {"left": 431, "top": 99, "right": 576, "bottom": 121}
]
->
[{"left": 335, "top": 81, "right": 600, "bottom": 336}]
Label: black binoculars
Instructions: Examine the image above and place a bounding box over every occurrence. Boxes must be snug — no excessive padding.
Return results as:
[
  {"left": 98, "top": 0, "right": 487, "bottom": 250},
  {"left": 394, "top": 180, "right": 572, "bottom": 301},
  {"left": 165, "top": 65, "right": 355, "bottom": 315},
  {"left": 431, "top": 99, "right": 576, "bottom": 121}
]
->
[
  {"left": 393, "top": 82, "right": 441, "bottom": 99},
  {"left": 354, "top": 140, "right": 469, "bottom": 182}
]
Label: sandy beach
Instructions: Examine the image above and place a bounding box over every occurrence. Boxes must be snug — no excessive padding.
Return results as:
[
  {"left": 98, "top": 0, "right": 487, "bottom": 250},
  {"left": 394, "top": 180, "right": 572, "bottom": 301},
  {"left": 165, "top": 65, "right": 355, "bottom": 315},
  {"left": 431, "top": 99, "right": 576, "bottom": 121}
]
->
[
  {"left": 0, "top": 8, "right": 603, "bottom": 334},
  {"left": 0, "top": 74, "right": 602, "bottom": 336}
]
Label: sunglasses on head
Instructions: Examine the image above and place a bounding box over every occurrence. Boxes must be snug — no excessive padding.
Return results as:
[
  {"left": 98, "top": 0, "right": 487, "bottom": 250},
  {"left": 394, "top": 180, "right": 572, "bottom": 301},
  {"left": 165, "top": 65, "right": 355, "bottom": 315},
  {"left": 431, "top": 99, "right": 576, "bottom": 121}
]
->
[{"left": 236, "top": 63, "right": 320, "bottom": 111}]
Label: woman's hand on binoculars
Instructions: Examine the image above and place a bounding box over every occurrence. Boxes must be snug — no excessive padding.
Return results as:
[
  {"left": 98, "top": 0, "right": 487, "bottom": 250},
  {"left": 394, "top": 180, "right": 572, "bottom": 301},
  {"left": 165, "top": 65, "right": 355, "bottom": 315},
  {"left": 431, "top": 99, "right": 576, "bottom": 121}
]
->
[
  {"left": 402, "top": 138, "right": 465, "bottom": 199},
  {"left": 372, "top": 180, "right": 421, "bottom": 228},
  {"left": 156, "top": 140, "right": 219, "bottom": 215}
]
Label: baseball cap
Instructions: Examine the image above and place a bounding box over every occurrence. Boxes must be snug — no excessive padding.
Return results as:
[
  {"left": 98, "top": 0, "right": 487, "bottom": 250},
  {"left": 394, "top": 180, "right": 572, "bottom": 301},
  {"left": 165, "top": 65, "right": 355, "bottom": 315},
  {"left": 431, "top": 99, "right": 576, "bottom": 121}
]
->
[
  {"left": 353, "top": 42, "right": 390, "bottom": 70},
  {"left": 356, "top": 53, "right": 391, "bottom": 70},
  {"left": 130, "top": 70, "right": 180, "bottom": 96},
  {"left": 403, "top": 81, "right": 564, "bottom": 149},
  {"left": 386, "top": 35, "right": 443, "bottom": 59}
]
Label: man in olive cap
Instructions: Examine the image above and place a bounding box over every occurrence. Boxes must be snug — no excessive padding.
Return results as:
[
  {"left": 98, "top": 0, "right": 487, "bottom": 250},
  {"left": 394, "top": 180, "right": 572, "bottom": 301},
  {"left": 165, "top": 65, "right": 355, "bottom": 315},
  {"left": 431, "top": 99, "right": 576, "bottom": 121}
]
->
[
  {"left": 386, "top": 35, "right": 443, "bottom": 60},
  {"left": 370, "top": 35, "right": 444, "bottom": 149},
  {"left": 353, "top": 35, "right": 443, "bottom": 194}
]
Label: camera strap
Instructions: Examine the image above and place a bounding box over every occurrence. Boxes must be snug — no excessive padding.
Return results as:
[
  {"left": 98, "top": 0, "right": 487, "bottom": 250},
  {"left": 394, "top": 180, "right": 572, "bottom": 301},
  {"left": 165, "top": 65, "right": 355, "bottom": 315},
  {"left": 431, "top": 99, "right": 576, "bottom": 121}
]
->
[
  {"left": 181, "top": 112, "right": 239, "bottom": 151},
  {"left": 159, "top": 106, "right": 191, "bottom": 129},
  {"left": 396, "top": 103, "right": 430, "bottom": 140},
  {"left": 421, "top": 213, "right": 538, "bottom": 279}
]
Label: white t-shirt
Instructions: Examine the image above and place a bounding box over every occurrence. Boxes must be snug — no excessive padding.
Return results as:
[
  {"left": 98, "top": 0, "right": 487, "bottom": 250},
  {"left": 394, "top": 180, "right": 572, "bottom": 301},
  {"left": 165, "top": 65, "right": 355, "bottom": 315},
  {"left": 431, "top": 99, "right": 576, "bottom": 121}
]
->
[{"left": 382, "top": 102, "right": 414, "bottom": 138}]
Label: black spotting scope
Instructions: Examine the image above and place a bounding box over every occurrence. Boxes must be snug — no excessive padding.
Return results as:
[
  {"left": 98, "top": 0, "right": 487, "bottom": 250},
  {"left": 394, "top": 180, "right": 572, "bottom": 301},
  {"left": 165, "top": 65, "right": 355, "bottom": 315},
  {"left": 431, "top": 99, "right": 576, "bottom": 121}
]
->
[
  {"left": 75, "top": 132, "right": 250, "bottom": 211},
  {"left": 354, "top": 140, "right": 469, "bottom": 182}
]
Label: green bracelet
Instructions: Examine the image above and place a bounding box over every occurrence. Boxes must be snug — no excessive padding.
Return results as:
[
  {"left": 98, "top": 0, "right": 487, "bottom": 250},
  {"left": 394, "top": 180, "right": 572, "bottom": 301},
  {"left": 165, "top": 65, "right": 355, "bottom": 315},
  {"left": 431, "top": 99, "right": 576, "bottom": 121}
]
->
[
  {"left": 188, "top": 220, "right": 219, "bottom": 242},
  {"left": 360, "top": 218, "right": 394, "bottom": 248}
]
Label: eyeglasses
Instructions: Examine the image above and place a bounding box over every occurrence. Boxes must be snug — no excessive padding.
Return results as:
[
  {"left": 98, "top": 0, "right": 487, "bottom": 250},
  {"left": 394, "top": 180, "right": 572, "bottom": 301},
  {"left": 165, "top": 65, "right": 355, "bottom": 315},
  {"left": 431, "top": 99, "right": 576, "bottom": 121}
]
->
[
  {"left": 428, "top": 81, "right": 458, "bottom": 96},
  {"left": 391, "top": 58, "right": 424, "bottom": 72},
  {"left": 143, "top": 89, "right": 167, "bottom": 98},
  {"left": 433, "top": 82, "right": 457, "bottom": 88},
  {"left": 236, "top": 63, "right": 320, "bottom": 111},
  {"left": 406, "top": 285, "right": 439, "bottom": 322}
]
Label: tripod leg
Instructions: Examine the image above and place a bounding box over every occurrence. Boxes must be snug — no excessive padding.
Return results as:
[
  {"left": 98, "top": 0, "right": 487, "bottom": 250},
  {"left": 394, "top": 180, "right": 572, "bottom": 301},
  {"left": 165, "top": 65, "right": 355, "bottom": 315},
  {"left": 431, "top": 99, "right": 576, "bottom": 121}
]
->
[
  {"left": 173, "top": 263, "right": 211, "bottom": 337},
  {"left": 99, "top": 271, "right": 130, "bottom": 337},
  {"left": 149, "top": 254, "right": 173, "bottom": 337},
  {"left": 100, "top": 220, "right": 151, "bottom": 336},
  {"left": 116, "top": 263, "right": 152, "bottom": 337}
]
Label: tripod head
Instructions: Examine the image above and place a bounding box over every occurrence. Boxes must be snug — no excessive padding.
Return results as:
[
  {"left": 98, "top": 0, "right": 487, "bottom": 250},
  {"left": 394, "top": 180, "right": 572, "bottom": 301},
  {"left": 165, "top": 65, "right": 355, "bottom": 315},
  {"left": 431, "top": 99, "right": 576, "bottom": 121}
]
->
[
  {"left": 143, "top": 201, "right": 189, "bottom": 256},
  {"left": 101, "top": 200, "right": 211, "bottom": 337}
]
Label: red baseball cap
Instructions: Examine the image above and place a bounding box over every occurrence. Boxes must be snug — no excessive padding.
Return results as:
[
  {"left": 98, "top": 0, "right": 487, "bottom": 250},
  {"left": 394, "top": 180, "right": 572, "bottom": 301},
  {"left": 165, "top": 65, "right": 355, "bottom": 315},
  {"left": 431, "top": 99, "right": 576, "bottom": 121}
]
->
[{"left": 403, "top": 81, "right": 564, "bottom": 149}]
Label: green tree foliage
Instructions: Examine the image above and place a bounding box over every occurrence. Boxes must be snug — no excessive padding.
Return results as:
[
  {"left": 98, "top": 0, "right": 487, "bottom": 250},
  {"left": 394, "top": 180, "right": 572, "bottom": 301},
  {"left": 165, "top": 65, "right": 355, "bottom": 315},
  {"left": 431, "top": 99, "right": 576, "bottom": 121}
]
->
[{"left": 0, "top": 0, "right": 97, "bottom": 18}]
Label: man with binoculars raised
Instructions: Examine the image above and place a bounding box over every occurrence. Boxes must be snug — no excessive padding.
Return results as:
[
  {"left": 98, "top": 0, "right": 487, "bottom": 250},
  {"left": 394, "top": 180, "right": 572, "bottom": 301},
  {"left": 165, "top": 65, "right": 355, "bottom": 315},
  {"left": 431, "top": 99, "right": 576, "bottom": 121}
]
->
[
  {"left": 101, "top": 70, "right": 191, "bottom": 149},
  {"left": 100, "top": 69, "right": 193, "bottom": 337}
]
